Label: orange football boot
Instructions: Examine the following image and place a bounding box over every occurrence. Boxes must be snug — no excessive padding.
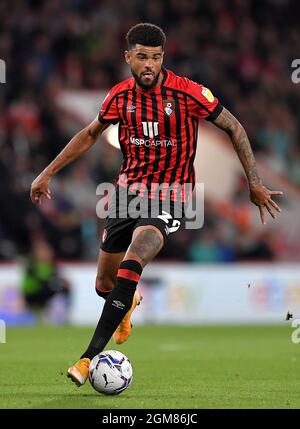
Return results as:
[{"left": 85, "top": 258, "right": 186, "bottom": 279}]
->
[
  {"left": 67, "top": 358, "right": 90, "bottom": 387},
  {"left": 113, "top": 288, "right": 143, "bottom": 344}
]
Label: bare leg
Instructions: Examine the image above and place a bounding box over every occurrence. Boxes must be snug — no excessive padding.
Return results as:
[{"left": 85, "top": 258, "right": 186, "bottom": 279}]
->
[
  {"left": 80, "top": 226, "right": 164, "bottom": 359},
  {"left": 95, "top": 249, "right": 125, "bottom": 295},
  {"left": 67, "top": 225, "right": 165, "bottom": 387},
  {"left": 111, "top": 225, "right": 164, "bottom": 343}
]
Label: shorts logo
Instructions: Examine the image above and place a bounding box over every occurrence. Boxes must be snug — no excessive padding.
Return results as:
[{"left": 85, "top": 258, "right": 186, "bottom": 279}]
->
[
  {"left": 163, "top": 100, "right": 174, "bottom": 116},
  {"left": 102, "top": 228, "right": 107, "bottom": 243},
  {"left": 142, "top": 121, "right": 159, "bottom": 138}
]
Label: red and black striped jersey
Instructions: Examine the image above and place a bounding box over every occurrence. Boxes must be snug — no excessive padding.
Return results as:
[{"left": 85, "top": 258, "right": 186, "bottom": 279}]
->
[{"left": 98, "top": 68, "right": 223, "bottom": 201}]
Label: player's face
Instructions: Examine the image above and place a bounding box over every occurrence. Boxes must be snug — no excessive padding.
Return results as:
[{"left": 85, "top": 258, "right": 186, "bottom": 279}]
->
[{"left": 125, "top": 45, "right": 164, "bottom": 90}]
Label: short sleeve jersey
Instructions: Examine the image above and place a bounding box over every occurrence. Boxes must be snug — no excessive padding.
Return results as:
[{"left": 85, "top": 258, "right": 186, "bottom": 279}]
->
[{"left": 98, "top": 68, "right": 223, "bottom": 200}]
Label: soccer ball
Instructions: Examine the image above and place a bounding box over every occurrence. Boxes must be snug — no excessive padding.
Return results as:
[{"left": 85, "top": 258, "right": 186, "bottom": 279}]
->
[{"left": 89, "top": 350, "right": 133, "bottom": 395}]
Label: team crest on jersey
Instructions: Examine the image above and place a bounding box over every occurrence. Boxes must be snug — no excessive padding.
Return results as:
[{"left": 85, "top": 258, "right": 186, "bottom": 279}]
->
[{"left": 163, "top": 100, "right": 174, "bottom": 116}]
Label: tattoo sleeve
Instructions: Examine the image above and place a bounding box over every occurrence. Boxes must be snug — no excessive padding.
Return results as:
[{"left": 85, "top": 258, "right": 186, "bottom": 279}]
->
[{"left": 212, "top": 107, "right": 261, "bottom": 187}]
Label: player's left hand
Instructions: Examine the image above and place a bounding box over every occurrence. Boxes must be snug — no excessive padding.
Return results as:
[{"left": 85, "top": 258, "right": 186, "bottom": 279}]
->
[{"left": 249, "top": 184, "right": 283, "bottom": 225}]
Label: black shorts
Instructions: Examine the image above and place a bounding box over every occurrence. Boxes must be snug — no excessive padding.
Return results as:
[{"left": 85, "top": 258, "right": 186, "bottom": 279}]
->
[{"left": 100, "top": 186, "right": 185, "bottom": 253}]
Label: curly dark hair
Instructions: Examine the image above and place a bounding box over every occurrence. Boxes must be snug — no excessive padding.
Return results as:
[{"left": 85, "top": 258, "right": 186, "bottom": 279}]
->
[{"left": 126, "top": 23, "right": 166, "bottom": 49}]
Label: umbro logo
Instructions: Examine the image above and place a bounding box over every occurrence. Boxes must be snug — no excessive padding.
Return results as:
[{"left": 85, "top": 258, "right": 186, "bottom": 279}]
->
[
  {"left": 127, "top": 105, "right": 136, "bottom": 112},
  {"left": 112, "top": 300, "right": 125, "bottom": 309}
]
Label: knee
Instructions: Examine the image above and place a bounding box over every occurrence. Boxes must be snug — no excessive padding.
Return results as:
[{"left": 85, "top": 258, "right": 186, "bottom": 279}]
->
[{"left": 95, "top": 275, "right": 115, "bottom": 293}]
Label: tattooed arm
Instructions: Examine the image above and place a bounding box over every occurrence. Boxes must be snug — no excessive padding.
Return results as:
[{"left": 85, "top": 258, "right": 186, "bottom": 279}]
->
[
  {"left": 30, "top": 117, "right": 109, "bottom": 205},
  {"left": 212, "top": 107, "right": 283, "bottom": 224}
]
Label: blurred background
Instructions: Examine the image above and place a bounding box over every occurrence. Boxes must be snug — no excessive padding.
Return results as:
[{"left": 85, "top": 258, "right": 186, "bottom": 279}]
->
[{"left": 0, "top": 0, "right": 300, "bottom": 326}]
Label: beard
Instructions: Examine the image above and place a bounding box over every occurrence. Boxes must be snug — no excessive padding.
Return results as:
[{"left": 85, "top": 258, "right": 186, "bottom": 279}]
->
[{"left": 131, "top": 68, "right": 161, "bottom": 90}]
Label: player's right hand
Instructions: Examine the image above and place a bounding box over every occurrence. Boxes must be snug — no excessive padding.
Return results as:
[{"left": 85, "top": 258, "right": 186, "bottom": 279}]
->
[{"left": 30, "top": 173, "right": 52, "bottom": 205}]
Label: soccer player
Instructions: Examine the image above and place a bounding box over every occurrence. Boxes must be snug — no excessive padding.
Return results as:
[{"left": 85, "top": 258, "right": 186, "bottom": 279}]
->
[{"left": 30, "top": 23, "right": 283, "bottom": 386}]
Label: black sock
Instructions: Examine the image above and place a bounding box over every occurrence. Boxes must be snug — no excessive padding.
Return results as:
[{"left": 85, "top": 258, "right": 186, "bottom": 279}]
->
[{"left": 81, "top": 260, "right": 142, "bottom": 359}]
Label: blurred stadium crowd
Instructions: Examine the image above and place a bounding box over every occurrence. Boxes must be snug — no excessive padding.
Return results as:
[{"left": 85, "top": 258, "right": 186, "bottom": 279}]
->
[{"left": 0, "top": 0, "right": 300, "bottom": 262}]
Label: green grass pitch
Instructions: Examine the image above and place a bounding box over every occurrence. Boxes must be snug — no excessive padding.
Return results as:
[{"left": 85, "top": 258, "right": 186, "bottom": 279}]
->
[{"left": 0, "top": 324, "right": 299, "bottom": 409}]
